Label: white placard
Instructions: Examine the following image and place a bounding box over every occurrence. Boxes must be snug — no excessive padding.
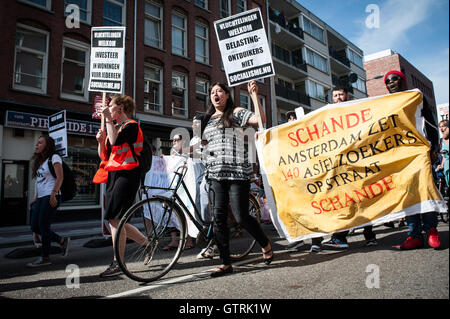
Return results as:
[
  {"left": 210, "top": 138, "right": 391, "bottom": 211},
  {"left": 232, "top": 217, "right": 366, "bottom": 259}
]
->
[
  {"left": 88, "top": 26, "right": 126, "bottom": 94},
  {"left": 214, "top": 8, "right": 275, "bottom": 87},
  {"left": 48, "top": 110, "right": 68, "bottom": 157}
]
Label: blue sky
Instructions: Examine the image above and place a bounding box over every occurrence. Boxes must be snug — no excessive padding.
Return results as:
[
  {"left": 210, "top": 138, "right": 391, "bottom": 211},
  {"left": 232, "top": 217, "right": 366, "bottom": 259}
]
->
[{"left": 296, "top": 0, "right": 449, "bottom": 105}]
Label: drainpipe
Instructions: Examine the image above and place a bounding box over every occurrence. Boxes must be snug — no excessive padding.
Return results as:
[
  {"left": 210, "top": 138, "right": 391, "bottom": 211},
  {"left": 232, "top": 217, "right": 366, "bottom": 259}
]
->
[
  {"left": 133, "top": 0, "right": 137, "bottom": 101},
  {"left": 266, "top": 1, "right": 277, "bottom": 127}
]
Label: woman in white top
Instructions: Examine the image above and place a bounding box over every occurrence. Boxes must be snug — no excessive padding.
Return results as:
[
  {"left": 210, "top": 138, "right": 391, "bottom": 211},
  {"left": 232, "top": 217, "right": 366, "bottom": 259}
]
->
[{"left": 28, "top": 135, "right": 70, "bottom": 267}]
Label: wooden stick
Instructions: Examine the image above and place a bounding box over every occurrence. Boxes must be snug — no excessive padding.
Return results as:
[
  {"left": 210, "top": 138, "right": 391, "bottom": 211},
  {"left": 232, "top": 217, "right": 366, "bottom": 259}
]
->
[
  {"left": 250, "top": 90, "right": 264, "bottom": 132},
  {"left": 101, "top": 92, "right": 106, "bottom": 131}
]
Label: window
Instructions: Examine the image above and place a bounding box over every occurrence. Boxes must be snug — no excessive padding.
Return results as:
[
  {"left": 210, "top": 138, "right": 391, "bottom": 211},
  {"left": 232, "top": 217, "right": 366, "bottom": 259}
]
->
[
  {"left": 172, "top": 72, "right": 187, "bottom": 117},
  {"left": 61, "top": 38, "right": 89, "bottom": 101},
  {"left": 64, "top": 0, "right": 91, "bottom": 24},
  {"left": 14, "top": 24, "right": 49, "bottom": 94},
  {"left": 220, "top": 0, "right": 230, "bottom": 18},
  {"left": 195, "top": 0, "right": 207, "bottom": 10},
  {"left": 305, "top": 47, "right": 328, "bottom": 73},
  {"left": 302, "top": 16, "right": 324, "bottom": 42},
  {"left": 195, "top": 22, "right": 209, "bottom": 64},
  {"left": 347, "top": 49, "right": 364, "bottom": 69},
  {"left": 237, "top": 0, "right": 246, "bottom": 13},
  {"left": 352, "top": 77, "right": 366, "bottom": 93},
  {"left": 196, "top": 78, "right": 209, "bottom": 109},
  {"left": 144, "top": 64, "right": 163, "bottom": 113},
  {"left": 308, "top": 80, "right": 326, "bottom": 101},
  {"left": 172, "top": 12, "right": 187, "bottom": 57},
  {"left": 19, "top": 0, "right": 51, "bottom": 10},
  {"left": 144, "top": 1, "right": 162, "bottom": 48},
  {"left": 240, "top": 92, "right": 251, "bottom": 110},
  {"left": 103, "top": 0, "right": 125, "bottom": 26}
]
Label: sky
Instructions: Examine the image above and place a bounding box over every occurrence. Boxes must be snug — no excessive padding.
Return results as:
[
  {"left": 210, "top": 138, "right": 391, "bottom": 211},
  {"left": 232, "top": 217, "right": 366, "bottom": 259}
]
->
[{"left": 296, "top": 0, "right": 449, "bottom": 105}]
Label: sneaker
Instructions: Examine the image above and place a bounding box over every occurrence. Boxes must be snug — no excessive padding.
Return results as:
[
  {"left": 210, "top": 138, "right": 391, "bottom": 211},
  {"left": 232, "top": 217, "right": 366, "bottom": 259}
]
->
[
  {"left": 60, "top": 237, "right": 70, "bottom": 257},
  {"left": 309, "top": 244, "right": 322, "bottom": 253},
  {"left": 27, "top": 257, "right": 51, "bottom": 268},
  {"left": 365, "top": 239, "right": 378, "bottom": 247},
  {"left": 285, "top": 240, "right": 304, "bottom": 250},
  {"left": 427, "top": 228, "right": 441, "bottom": 249},
  {"left": 399, "top": 236, "right": 423, "bottom": 250},
  {"left": 99, "top": 261, "right": 122, "bottom": 278},
  {"left": 322, "top": 238, "right": 349, "bottom": 249},
  {"left": 197, "top": 245, "right": 218, "bottom": 259}
]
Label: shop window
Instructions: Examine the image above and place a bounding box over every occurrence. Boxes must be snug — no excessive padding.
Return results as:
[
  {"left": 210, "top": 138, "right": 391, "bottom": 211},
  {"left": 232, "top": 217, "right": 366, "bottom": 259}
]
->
[{"left": 66, "top": 136, "right": 100, "bottom": 206}]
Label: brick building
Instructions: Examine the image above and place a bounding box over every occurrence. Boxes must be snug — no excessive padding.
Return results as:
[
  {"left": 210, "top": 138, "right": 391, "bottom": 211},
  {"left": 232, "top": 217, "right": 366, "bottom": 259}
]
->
[
  {"left": 364, "top": 49, "right": 437, "bottom": 112},
  {"left": 0, "top": 0, "right": 268, "bottom": 226}
]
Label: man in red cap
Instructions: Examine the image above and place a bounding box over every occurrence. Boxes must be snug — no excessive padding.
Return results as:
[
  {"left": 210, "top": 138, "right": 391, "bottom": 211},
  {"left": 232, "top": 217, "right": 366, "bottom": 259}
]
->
[{"left": 384, "top": 70, "right": 442, "bottom": 250}]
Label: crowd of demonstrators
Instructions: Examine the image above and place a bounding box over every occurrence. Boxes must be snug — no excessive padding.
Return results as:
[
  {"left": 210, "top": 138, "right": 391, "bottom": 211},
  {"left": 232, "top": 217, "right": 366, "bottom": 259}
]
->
[
  {"left": 27, "top": 135, "right": 70, "bottom": 267},
  {"left": 202, "top": 80, "right": 273, "bottom": 277},
  {"left": 26, "top": 73, "right": 445, "bottom": 276},
  {"left": 95, "top": 94, "right": 150, "bottom": 278}
]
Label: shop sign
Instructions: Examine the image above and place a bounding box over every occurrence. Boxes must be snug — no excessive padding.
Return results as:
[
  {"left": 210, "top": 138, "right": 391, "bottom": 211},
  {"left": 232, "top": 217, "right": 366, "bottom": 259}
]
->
[{"left": 5, "top": 111, "right": 100, "bottom": 136}]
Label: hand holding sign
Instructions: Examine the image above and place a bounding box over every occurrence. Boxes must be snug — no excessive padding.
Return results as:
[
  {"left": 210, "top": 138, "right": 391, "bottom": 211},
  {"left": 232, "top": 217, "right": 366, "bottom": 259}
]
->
[{"left": 247, "top": 80, "right": 264, "bottom": 132}]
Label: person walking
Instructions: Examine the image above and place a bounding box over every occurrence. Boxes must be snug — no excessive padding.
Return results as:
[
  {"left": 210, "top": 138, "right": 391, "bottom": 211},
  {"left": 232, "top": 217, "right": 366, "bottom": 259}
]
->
[
  {"left": 96, "top": 94, "right": 150, "bottom": 277},
  {"left": 203, "top": 81, "right": 273, "bottom": 277},
  {"left": 322, "top": 86, "right": 378, "bottom": 249},
  {"left": 384, "top": 70, "right": 442, "bottom": 250},
  {"left": 27, "top": 135, "right": 70, "bottom": 267}
]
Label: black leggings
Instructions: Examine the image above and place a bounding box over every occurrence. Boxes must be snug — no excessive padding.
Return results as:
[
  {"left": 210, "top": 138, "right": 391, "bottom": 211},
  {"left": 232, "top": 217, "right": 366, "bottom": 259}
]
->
[{"left": 209, "top": 179, "right": 269, "bottom": 265}]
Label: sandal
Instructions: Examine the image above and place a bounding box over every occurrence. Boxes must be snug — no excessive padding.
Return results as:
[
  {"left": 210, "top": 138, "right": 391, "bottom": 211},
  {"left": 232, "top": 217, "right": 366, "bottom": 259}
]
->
[
  {"left": 210, "top": 265, "right": 233, "bottom": 278},
  {"left": 262, "top": 242, "right": 274, "bottom": 265}
]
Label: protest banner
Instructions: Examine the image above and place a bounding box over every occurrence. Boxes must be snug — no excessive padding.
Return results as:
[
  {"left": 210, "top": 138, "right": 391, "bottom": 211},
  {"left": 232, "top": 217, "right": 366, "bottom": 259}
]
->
[
  {"left": 256, "top": 90, "right": 448, "bottom": 242},
  {"left": 48, "top": 110, "right": 68, "bottom": 157},
  {"left": 143, "top": 155, "right": 201, "bottom": 238},
  {"left": 214, "top": 8, "right": 274, "bottom": 131}
]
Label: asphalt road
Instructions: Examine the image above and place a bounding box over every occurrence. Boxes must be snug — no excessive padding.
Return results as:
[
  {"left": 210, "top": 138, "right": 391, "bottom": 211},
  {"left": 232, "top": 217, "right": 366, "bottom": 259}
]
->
[{"left": 0, "top": 222, "right": 448, "bottom": 304}]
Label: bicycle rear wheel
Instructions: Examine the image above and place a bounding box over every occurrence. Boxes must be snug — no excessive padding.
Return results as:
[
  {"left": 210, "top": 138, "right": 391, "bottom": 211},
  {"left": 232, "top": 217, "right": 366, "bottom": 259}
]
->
[
  {"left": 114, "top": 197, "right": 186, "bottom": 283},
  {"left": 229, "top": 193, "right": 262, "bottom": 260}
]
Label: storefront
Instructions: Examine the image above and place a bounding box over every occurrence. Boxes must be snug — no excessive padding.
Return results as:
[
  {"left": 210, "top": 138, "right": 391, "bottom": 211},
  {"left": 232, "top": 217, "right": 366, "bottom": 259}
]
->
[{"left": 1, "top": 110, "right": 102, "bottom": 227}]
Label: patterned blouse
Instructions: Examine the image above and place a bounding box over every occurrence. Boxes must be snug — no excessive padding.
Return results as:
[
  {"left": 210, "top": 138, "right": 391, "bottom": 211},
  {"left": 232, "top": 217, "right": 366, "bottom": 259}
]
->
[{"left": 203, "top": 109, "right": 254, "bottom": 181}]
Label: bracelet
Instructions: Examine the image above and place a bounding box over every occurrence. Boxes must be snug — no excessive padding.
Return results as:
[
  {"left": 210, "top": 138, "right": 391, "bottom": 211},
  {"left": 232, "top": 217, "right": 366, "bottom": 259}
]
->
[{"left": 105, "top": 120, "right": 114, "bottom": 124}]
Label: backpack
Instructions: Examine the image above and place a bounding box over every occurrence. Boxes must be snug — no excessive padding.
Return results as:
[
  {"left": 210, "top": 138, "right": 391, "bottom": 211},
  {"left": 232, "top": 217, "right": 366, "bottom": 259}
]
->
[
  {"left": 130, "top": 133, "right": 153, "bottom": 184},
  {"left": 48, "top": 154, "right": 77, "bottom": 202}
]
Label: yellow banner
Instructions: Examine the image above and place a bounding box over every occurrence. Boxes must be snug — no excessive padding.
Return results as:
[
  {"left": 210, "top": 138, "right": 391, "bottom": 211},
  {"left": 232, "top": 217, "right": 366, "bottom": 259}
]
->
[{"left": 258, "top": 90, "right": 447, "bottom": 242}]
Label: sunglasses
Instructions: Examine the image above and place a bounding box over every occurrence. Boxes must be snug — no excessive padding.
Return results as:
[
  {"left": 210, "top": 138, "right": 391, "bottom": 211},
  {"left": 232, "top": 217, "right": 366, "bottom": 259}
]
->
[
  {"left": 385, "top": 75, "right": 400, "bottom": 84},
  {"left": 172, "top": 138, "right": 180, "bottom": 142}
]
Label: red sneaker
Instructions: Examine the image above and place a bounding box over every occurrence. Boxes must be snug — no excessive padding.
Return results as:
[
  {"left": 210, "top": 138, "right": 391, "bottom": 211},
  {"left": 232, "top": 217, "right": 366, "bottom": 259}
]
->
[
  {"left": 399, "top": 236, "right": 424, "bottom": 250},
  {"left": 427, "top": 228, "right": 441, "bottom": 249}
]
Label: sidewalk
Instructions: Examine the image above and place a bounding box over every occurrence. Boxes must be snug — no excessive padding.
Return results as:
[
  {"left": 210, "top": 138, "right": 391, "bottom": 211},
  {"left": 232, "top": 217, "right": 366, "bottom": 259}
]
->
[{"left": 0, "top": 220, "right": 105, "bottom": 249}]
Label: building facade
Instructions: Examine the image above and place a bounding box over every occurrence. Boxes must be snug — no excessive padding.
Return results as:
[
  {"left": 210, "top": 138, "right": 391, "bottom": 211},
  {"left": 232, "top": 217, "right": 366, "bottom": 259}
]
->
[
  {"left": 267, "top": 0, "right": 368, "bottom": 125},
  {"left": 364, "top": 49, "right": 437, "bottom": 112},
  {"left": 0, "top": 0, "right": 269, "bottom": 227}
]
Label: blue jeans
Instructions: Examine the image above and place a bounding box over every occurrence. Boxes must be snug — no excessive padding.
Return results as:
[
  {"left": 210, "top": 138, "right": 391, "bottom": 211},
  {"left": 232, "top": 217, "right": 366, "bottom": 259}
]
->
[
  {"left": 406, "top": 212, "right": 438, "bottom": 240},
  {"left": 30, "top": 195, "right": 62, "bottom": 258}
]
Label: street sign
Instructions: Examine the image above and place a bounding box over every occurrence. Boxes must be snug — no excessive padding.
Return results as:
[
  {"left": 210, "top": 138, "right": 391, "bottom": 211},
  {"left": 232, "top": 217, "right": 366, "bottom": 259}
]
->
[{"left": 214, "top": 8, "right": 275, "bottom": 87}]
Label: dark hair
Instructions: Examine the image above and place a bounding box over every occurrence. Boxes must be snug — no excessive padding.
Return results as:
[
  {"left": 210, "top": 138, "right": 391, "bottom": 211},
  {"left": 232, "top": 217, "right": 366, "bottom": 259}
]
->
[
  {"left": 332, "top": 86, "right": 349, "bottom": 94},
  {"left": 193, "top": 113, "right": 205, "bottom": 121},
  {"left": 31, "top": 135, "right": 56, "bottom": 178},
  {"left": 203, "top": 83, "right": 236, "bottom": 134}
]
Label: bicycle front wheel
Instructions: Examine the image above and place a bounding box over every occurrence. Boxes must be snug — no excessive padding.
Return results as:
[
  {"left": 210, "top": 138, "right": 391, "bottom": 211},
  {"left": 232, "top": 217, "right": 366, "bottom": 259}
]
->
[
  {"left": 114, "top": 197, "right": 186, "bottom": 283},
  {"left": 229, "top": 193, "right": 262, "bottom": 260}
]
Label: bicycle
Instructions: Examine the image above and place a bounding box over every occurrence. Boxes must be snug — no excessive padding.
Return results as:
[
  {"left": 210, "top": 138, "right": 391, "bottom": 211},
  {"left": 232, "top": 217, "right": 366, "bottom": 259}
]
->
[{"left": 114, "top": 155, "right": 262, "bottom": 283}]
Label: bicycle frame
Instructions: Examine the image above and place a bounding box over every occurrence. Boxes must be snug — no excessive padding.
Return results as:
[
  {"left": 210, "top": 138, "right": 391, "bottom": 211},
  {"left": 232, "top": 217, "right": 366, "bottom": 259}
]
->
[{"left": 138, "top": 157, "right": 210, "bottom": 244}]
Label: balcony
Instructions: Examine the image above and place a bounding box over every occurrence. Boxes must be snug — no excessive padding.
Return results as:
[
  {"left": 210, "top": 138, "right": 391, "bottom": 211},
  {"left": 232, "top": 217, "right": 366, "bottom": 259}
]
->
[
  {"left": 275, "top": 83, "right": 310, "bottom": 107},
  {"left": 329, "top": 47, "right": 350, "bottom": 68},
  {"left": 272, "top": 44, "right": 307, "bottom": 79},
  {"left": 269, "top": 7, "right": 304, "bottom": 40}
]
